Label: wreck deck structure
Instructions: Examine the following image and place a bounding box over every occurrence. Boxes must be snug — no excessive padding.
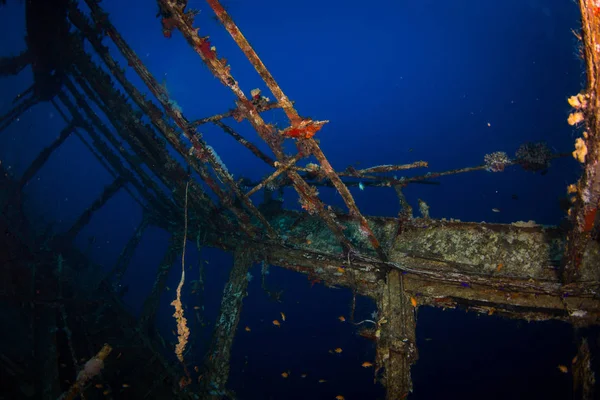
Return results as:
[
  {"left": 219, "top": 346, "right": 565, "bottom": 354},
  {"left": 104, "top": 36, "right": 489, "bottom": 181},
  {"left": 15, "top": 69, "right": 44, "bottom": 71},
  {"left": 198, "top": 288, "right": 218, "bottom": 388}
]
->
[{"left": 1, "top": 0, "right": 600, "bottom": 398}]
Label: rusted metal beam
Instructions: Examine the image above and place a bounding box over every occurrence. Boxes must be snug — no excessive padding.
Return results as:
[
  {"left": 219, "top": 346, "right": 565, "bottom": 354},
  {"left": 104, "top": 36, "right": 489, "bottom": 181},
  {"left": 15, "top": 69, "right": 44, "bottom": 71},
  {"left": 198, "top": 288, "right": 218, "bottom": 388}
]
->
[
  {"left": 157, "top": 0, "right": 355, "bottom": 253},
  {"left": 203, "top": 0, "right": 387, "bottom": 260},
  {"left": 200, "top": 247, "right": 252, "bottom": 398},
  {"left": 376, "top": 270, "right": 417, "bottom": 399},
  {"left": 191, "top": 100, "right": 284, "bottom": 127},
  {"left": 58, "top": 89, "right": 174, "bottom": 219},
  {"left": 563, "top": 0, "right": 600, "bottom": 282},
  {"left": 79, "top": 1, "right": 276, "bottom": 239},
  {"left": 213, "top": 120, "right": 275, "bottom": 167}
]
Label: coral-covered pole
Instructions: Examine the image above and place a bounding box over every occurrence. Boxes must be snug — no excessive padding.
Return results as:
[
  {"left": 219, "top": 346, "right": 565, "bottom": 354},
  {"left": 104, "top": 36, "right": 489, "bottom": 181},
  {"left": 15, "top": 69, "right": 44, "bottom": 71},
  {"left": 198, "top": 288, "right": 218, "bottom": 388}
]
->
[
  {"left": 58, "top": 343, "right": 112, "bottom": 400},
  {"left": 562, "top": 0, "right": 600, "bottom": 282}
]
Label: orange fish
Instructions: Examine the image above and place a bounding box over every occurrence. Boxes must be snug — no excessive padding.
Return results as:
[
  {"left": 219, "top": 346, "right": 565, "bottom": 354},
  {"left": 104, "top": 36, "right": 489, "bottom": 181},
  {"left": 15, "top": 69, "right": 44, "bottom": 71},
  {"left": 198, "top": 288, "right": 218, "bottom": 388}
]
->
[
  {"left": 272, "top": 320, "right": 281, "bottom": 327},
  {"left": 338, "top": 316, "right": 346, "bottom": 322},
  {"left": 496, "top": 263, "right": 503, "bottom": 272},
  {"left": 95, "top": 384, "right": 103, "bottom": 389},
  {"left": 558, "top": 365, "right": 568, "bottom": 373},
  {"left": 281, "top": 371, "right": 289, "bottom": 378},
  {"left": 334, "top": 348, "right": 343, "bottom": 354},
  {"left": 362, "top": 361, "right": 373, "bottom": 368},
  {"left": 572, "top": 356, "right": 578, "bottom": 364},
  {"left": 194, "top": 366, "right": 200, "bottom": 372},
  {"left": 280, "top": 312, "right": 286, "bottom": 322},
  {"left": 122, "top": 384, "right": 130, "bottom": 388},
  {"left": 337, "top": 267, "right": 345, "bottom": 274},
  {"left": 318, "top": 379, "right": 327, "bottom": 383},
  {"left": 410, "top": 297, "right": 417, "bottom": 307},
  {"left": 335, "top": 396, "right": 345, "bottom": 400},
  {"left": 103, "top": 389, "right": 110, "bottom": 395},
  {"left": 245, "top": 326, "right": 251, "bottom": 332}
]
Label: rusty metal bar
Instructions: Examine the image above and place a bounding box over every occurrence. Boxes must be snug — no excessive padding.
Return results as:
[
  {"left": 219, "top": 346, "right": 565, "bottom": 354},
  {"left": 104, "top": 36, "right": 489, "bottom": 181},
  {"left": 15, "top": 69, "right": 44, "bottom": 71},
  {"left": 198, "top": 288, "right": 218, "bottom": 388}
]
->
[
  {"left": 203, "top": 0, "right": 388, "bottom": 260},
  {"left": 245, "top": 153, "right": 303, "bottom": 197},
  {"left": 376, "top": 270, "right": 417, "bottom": 399},
  {"left": 61, "top": 82, "right": 175, "bottom": 218},
  {"left": 191, "top": 100, "right": 284, "bottom": 127},
  {"left": 213, "top": 120, "right": 275, "bottom": 167},
  {"left": 157, "top": 0, "right": 355, "bottom": 253},
  {"left": 200, "top": 247, "right": 252, "bottom": 397},
  {"left": 562, "top": 0, "right": 600, "bottom": 282},
  {"left": 79, "top": 1, "right": 276, "bottom": 239}
]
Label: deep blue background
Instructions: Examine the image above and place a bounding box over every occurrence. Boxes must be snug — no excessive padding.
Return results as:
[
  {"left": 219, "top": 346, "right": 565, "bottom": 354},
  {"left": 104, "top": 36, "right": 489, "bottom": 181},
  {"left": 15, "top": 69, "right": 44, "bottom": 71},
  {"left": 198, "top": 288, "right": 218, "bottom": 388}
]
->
[{"left": 0, "top": 0, "right": 587, "bottom": 398}]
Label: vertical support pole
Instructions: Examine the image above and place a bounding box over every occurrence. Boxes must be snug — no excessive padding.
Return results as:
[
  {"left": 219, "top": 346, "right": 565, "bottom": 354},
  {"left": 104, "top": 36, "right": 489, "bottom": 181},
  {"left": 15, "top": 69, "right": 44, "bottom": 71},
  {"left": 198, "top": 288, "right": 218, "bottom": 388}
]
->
[
  {"left": 377, "top": 270, "right": 418, "bottom": 399},
  {"left": 572, "top": 337, "right": 596, "bottom": 400},
  {"left": 201, "top": 246, "right": 252, "bottom": 397}
]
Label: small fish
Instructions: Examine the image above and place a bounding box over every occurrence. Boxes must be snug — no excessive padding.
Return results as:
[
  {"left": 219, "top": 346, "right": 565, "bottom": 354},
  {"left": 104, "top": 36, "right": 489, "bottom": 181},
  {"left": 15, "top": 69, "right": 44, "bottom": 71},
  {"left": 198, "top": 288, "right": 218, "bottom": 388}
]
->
[
  {"left": 194, "top": 306, "right": 201, "bottom": 310},
  {"left": 336, "top": 396, "right": 345, "bottom": 400},
  {"left": 318, "top": 379, "right": 327, "bottom": 383},
  {"left": 122, "top": 384, "right": 130, "bottom": 388},
  {"left": 492, "top": 208, "right": 501, "bottom": 213},
  {"left": 272, "top": 320, "right": 281, "bottom": 327},
  {"left": 410, "top": 296, "right": 417, "bottom": 307},
  {"left": 358, "top": 182, "right": 365, "bottom": 191},
  {"left": 306, "top": 239, "right": 312, "bottom": 245},
  {"left": 301, "top": 373, "right": 307, "bottom": 378},
  {"left": 166, "top": 286, "right": 171, "bottom": 291},
  {"left": 281, "top": 371, "right": 289, "bottom": 378},
  {"left": 558, "top": 365, "right": 568, "bottom": 373},
  {"left": 95, "top": 384, "right": 103, "bottom": 389},
  {"left": 103, "top": 389, "right": 111, "bottom": 395},
  {"left": 362, "top": 361, "right": 373, "bottom": 368},
  {"left": 194, "top": 366, "right": 200, "bottom": 372},
  {"left": 334, "top": 348, "right": 343, "bottom": 354},
  {"left": 280, "top": 312, "right": 286, "bottom": 321},
  {"left": 572, "top": 356, "right": 578, "bottom": 364},
  {"left": 496, "top": 263, "right": 503, "bottom": 272},
  {"left": 338, "top": 316, "right": 346, "bottom": 322},
  {"left": 337, "top": 267, "right": 345, "bottom": 274},
  {"left": 245, "top": 326, "right": 251, "bottom": 332}
]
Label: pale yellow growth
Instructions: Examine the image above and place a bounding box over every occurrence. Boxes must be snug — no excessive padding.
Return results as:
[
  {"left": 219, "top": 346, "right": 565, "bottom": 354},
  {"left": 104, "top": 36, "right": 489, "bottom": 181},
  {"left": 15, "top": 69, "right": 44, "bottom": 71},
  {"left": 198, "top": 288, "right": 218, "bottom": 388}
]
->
[
  {"left": 567, "top": 93, "right": 588, "bottom": 109},
  {"left": 172, "top": 181, "right": 191, "bottom": 363},
  {"left": 572, "top": 138, "right": 588, "bottom": 163},
  {"left": 568, "top": 112, "right": 585, "bottom": 126}
]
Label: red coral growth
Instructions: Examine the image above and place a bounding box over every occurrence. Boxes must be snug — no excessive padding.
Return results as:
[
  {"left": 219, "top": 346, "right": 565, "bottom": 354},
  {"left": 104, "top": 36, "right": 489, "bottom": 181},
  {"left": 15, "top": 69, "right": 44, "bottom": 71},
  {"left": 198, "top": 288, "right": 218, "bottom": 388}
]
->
[
  {"left": 161, "top": 17, "right": 177, "bottom": 38},
  {"left": 281, "top": 119, "right": 326, "bottom": 139},
  {"left": 197, "top": 39, "right": 216, "bottom": 60},
  {"left": 582, "top": 207, "right": 597, "bottom": 232}
]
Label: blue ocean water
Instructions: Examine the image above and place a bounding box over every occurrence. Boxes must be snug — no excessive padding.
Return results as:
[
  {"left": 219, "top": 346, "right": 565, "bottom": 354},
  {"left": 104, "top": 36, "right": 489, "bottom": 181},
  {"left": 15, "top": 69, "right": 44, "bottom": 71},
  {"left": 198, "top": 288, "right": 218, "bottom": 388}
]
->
[{"left": 0, "top": 0, "right": 594, "bottom": 399}]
